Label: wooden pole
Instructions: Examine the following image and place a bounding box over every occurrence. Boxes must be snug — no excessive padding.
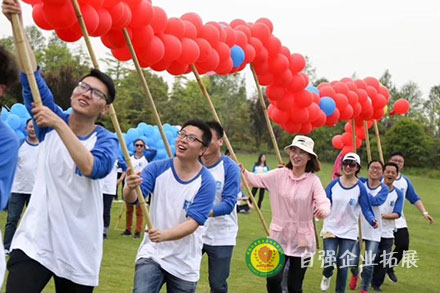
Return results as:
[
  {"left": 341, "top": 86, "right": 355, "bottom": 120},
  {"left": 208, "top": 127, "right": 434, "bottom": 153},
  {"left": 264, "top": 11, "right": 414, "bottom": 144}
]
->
[
  {"left": 249, "top": 64, "right": 283, "bottom": 165},
  {"left": 352, "top": 119, "right": 364, "bottom": 258},
  {"left": 373, "top": 121, "right": 384, "bottom": 164},
  {"left": 364, "top": 121, "right": 372, "bottom": 163},
  {"left": 71, "top": 0, "right": 153, "bottom": 229},
  {"left": 122, "top": 29, "right": 173, "bottom": 158},
  {"left": 191, "top": 65, "right": 270, "bottom": 236},
  {"left": 10, "top": 15, "right": 42, "bottom": 107}
]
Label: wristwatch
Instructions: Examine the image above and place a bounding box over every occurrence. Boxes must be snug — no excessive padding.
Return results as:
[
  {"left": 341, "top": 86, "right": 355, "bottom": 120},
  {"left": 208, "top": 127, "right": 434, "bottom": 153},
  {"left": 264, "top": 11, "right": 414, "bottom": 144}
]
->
[{"left": 423, "top": 211, "right": 429, "bottom": 216}]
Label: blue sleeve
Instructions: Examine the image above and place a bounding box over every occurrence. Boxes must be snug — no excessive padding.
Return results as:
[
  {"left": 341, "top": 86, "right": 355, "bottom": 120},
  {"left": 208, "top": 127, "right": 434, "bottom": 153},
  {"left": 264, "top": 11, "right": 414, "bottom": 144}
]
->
[
  {"left": 358, "top": 183, "right": 376, "bottom": 226},
  {"left": 83, "top": 127, "right": 118, "bottom": 179},
  {"left": 393, "top": 189, "right": 404, "bottom": 217},
  {"left": 212, "top": 157, "right": 240, "bottom": 217},
  {"left": 186, "top": 168, "right": 216, "bottom": 225},
  {"left": 139, "top": 159, "right": 172, "bottom": 199},
  {"left": 0, "top": 121, "right": 19, "bottom": 209},
  {"left": 404, "top": 176, "right": 421, "bottom": 204},
  {"left": 143, "top": 148, "right": 157, "bottom": 162},
  {"left": 368, "top": 183, "right": 389, "bottom": 206},
  {"left": 325, "top": 179, "right": 338, "bottom": 203},
  {"left": 117, "top": 155, "right": 128, "bottom": 171},
  {"left": 20, "top": 69, "right": 69, "bottom": 142}
]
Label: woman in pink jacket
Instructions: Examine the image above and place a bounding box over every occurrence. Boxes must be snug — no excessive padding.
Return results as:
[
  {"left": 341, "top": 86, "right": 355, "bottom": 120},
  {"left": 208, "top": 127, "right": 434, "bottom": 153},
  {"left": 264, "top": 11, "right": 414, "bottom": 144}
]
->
[{"left": 241, "top": 135, "right": 331, "bottom": 293}]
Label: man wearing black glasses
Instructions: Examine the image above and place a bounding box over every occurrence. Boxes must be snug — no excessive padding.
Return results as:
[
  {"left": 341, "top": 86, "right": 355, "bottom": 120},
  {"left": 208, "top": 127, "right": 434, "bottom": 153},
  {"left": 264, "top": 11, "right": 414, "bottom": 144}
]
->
[
  {"left": 3, "top": 2, "right": 118, "bottom": 291},
  {"left": 124, "top": 119, "right": 216, "bottom": 293}
]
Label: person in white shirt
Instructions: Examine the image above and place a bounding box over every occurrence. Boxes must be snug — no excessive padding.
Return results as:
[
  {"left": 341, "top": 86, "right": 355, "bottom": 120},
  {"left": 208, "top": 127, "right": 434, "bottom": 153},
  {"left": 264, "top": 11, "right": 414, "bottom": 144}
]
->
[
  {"left": 3, "top": 119, "right": 39, "bottom": 252},
  {"left": 371, "top": 162, "right": 404, "bottom": 291},
  {"left": 124, "top": 119, "right": 216, "bottom": 293},
  {"left": 201, "top": 121, "right": 240, "bottom": 293},
  {"left": 3, "top": 3, "right": 119, "bottom": 291}
]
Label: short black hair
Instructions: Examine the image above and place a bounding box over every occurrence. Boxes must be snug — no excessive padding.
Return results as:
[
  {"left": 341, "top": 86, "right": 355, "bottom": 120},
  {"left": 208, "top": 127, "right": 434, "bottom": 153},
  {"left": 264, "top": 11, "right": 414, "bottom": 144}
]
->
[
  {"left": 181, "top": 119, "right": 212, "bottom": 147},
  {"left": 206, "top": 120, "right": 224, "bottom": 139},
  {"left": 384, "top": 162, "right": 399, "bottom": 174},
  {"left": 367, "top": 160, "right": 384, "bottom": 169},
  {"left": 134, "top": 138, "right": 145, "bottom": 145},
  {"left": 0, "top": 46, "right": 18, "bottom": 88},
  {"left": 390, "top": 151, "right": 405, "bottom": 160},
  {"left": 80, "top": 69, "right": 115, "bottom": 104}
]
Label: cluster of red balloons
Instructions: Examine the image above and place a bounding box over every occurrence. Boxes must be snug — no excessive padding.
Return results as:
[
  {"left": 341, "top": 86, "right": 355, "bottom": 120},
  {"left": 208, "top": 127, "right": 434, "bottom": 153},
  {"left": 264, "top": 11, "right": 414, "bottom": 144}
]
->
[{"left": 332, "top": 120, "right": 374, "bottom": 154}]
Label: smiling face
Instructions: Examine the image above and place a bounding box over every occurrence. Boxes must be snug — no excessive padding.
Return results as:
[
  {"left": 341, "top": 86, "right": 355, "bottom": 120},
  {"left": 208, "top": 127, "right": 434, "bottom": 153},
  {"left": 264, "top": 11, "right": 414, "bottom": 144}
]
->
[
  {"left": 26, "top": 119, "right": 36, "bottom": 140},
  {"left": 383, "top": 165, "right": 398, "bottom": 186},
  {"left": 288, "top": 146, "right": 311, "bottom": 170},
  {"left": 175, "top": 125, "right": 206, "bottom": 160},
  {"left": 202, "top": 128, "right": 223, "bottom": 158},
  {"left": 70, "top": 76, "right": 109, "bottom": 119},
  {"left": 368, "top": 161, "right": 383, "bottom": 181},
  {"left": 342, "top": 159, "right": 360, "bottom": 177},
  {"left": 389, "top": 155, "right": 404, "bottom": 173}
]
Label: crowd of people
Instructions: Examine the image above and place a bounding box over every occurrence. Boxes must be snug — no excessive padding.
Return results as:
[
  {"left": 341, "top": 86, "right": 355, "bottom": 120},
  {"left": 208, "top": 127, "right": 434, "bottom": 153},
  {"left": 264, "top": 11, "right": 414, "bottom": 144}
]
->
[{"left": 0, "top": 1, "right": 436, "bottom": 292}]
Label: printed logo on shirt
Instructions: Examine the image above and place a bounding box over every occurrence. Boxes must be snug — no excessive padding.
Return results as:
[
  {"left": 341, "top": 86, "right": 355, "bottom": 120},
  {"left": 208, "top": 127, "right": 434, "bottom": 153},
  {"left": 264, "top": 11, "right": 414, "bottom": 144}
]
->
[
  {"left": 390, "top": 200, "right": 395, "bottom": 207},
  {"left": 245, "top": 238, "right": 285, "bottom": 278},
  {"left": 183, "top": 200, "right": 191, "bottom": 212},
  {"left": 216, "top": 181, "right": 222, "bottom": 192},
  {"left": 349, "top": 198, "right": 356, "bottom": 206}
]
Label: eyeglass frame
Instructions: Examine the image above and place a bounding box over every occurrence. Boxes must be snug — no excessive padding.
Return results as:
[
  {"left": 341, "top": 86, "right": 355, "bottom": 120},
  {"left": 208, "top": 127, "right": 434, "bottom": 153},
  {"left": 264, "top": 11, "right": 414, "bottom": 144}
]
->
[
  {"left": 74, "top": 81, "right": 109, "bottom": 103},
  {"left": 177, "top": 131, "right": 205, "bottom": 146},
  {"left": 342, "top": 160, "right": 358, "bottom": 168}
]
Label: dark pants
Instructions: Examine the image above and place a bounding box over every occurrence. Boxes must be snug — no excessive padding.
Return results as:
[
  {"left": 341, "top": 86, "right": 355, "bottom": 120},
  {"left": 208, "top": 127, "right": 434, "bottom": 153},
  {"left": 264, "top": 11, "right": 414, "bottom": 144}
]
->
[
  {"left": 202, "top": 244, "right": 234, "bottom": 293},
  {"left": 372, "top": 237, "right": 394, "bottom": 288},
  {"left": 4, "top": 192, "right": 31, "bottom": 251},
  {"left": 388, "top": 227, "right": 409, "bottom": 272},
  {"left": 116, "top": 172, "right": 124, "bottom": 200},
  {"left": 6, "top": 249, "right": 94, "bottom": 293},
  {"left": 103, "top": 194, "right": 114, "bottom": 235},
  {"left": 252, "top": 187, "right": 266, "bottom": 209},
  {"left": 267, "top": 256, "right": 309, "bottom": 293}
]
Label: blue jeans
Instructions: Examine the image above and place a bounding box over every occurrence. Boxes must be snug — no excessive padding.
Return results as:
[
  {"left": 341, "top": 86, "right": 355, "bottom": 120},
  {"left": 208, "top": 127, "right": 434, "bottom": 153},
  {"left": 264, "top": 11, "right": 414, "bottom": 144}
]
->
[
  {"left": 133, "top": 258, "right": 197, "bottom": 293},
  {"left": 372, "top": 237, "right": 394, "bottom": 289},
  {"left": 350, "top": 240, "right": 380, "bottom": 290},
  {"left": 202, "top": 244, "right": 234, "bottom": 293},
  {"left": 322, "top": 237, "right": 356, "bottom": 293},
  {"left": 3, "top": 192, "right": 31, "bottom": 251}
]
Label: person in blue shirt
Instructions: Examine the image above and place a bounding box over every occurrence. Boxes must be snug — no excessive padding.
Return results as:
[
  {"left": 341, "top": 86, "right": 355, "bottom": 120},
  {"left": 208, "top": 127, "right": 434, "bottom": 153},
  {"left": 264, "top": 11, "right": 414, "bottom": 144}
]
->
[{"left": 251, "top": 153, "right": 269, "bottom": 209}]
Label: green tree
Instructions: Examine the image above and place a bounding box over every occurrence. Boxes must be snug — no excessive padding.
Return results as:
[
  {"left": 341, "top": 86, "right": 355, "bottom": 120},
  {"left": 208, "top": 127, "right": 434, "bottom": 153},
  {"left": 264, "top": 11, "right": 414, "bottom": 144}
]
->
[{"left": 424, "top": 85, "right": 440, "bottom": 137}]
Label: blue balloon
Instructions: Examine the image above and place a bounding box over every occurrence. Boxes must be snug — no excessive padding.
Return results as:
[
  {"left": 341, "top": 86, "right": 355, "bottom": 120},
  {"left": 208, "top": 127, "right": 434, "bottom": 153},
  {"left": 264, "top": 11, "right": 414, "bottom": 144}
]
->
[
  {"left": 154, "top": 149, "right": 168, "bottom": 161},
  {"left": 144, "top": 125, "right": 154, "bottom": 137},
  {"left": 306, "top": 85, "right": 320, "bottom": 96},
  {"left": 137, "top": 122, "right": 148, "bottom": 135},
  {"left": 320, "top": 97, "right": 337, "bottom": 116},
  {"left": 7, "top": 114, "right": 21, "bottom": 130},
  {"left": 126, "top": 128, "right": 140, "bottom": 142},
  {"left": 15, "top": 130, "right": 25, "bottom": 144},
  {"left": 127, "top": 143, "right": 135, "bottom": 154},
  {"left": 64, "top": 107, "right": 73, "bottom": 115},
  {"left": 1, "top": 107, "right": 9, "bottom": 121},
  {"left": 10, "top": 103, "right": 28, "bottom": 118},
  {"left": 231, "top": 45, "right": 245, "bottom": 68}
]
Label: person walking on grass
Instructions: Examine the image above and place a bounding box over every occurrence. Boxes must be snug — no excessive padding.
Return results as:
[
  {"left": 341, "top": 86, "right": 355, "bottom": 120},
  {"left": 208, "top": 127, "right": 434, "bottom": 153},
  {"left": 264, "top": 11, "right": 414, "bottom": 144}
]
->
[
  {"left": 251, "top": 153, "right": 269, "bottom": 209},
  {"left": 241, "top": 135, "right": 330, "bottom": 293},
  {"left": 348, "top": 160, "right": 389, "bottom": 292},
  {"left": 384, "top": 151, "right": 434, "bottom": 283},
  {"left": 371, "top": 162, "right": 404, "bottom": 292},
  {"left": 3, "top": 119, "right": 39, "bottom": 253},
  {"left": 200, "top": 121, "right": 240, "bottom": 293},
  {"left": 320, "top": 153, "right": 378, "bottom": 293},
  {"left": 123, "top": 119, "right": 216, "bottom": 293},
  {"left": 3, "top": 2, "right": 119, "bottom": 291}
]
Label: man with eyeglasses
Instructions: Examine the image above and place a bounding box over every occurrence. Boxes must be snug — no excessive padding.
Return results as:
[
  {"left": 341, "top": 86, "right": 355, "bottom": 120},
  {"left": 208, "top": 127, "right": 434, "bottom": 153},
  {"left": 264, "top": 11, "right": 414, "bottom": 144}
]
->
[
  {"left": 124, "top": 119, "right": 216, "bottom": 293},
  {"left": 385, "top": 151, "right": 434, "bottom": 283},
  {"left": 200, "top": 121, "right": 240, "bottom": 293},
  {"left": 3, "top": 2, "right": 118, "bottom": 291}
]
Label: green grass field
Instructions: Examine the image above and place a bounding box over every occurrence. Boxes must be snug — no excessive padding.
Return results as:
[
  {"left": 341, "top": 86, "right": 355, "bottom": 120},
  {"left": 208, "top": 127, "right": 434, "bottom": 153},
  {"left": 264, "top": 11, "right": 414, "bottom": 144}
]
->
[{"left": 0, "top": 152, "right": 438, "bottom": 292}]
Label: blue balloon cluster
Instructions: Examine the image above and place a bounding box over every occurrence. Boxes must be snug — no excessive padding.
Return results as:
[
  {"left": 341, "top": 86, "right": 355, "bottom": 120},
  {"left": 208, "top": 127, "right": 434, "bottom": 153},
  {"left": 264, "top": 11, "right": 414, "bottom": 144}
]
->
[
  {"left": 231, "top": 45, "right": 245, "bottom": 68},
  {"left": 1, "top": 103, "right": 31, "bottom": 145},
  {"left": 121, "top": 122, "right": 179, "bottom": 161}
]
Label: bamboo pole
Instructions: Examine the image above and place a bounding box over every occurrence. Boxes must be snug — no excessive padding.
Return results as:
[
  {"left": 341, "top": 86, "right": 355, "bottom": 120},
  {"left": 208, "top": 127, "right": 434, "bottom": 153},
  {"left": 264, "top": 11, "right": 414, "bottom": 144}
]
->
[
  {"left": 191, "top": 65, "right": 270, "bottom": 236},
  {"left": 364, "top": 121, "right": 372, "bottom": 163},
  {"left": 122, "top": 29, "right": 173, "bottom": 158},
  {"left": 10, "top": 15, "right": 42, "bottom": 107},
  {"left": 373, "top": 121, "right": 384, "bottom": 164},
  {"left": 249, "top": 64, "right": 283, "bottom": 165},
  {"left": 352, "top": 119, "right": 364, "bottom": 260},
  {"left": 71, "top": 0, "right": 153, "bottom": 229}
]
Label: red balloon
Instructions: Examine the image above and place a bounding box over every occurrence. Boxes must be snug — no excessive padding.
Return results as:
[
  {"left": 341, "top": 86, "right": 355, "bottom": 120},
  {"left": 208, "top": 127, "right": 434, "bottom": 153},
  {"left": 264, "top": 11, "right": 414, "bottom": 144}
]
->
[
  {"left": 243, "top": 44, "right": 256, "bottom": 64},
  {"left": 333, "top": 82, "right": 349, "bottom": 96},
  {"left": 366, "top": 86, "right": 378, "bottom": 100},
  {"left": 346, "top": 91, "right": 359, "bottom": 106},
  {"left": 299, "top": 122, "right": 313, "bottom": 135},
  {"left": 216, "top": 59, "right": 233, "bottom": 75},
  {"left": 198, "top": 24, "right": 220, "bottom": 46},
  {"left": 32, "top": 3, "right": 53, "bottom": 31},
  {"left": 150, "top": 6, "right": 167, "bottom": 33},
  {"left": 294, "top": 90, "right": 313, "bottom": 108},
  {"left": 275, "top": 92, "right": 295, "bottom": 111},
  {"left": 268, "top": 105, "right": 289, "bottom": 125},
  {"left": 372, "top": 107, "right": 385, "bottom": 120},
  {"left": 269, "top": 54, "right": 289, "bottom": 73},
  {"left": 235, "top": 24, "right": 252, "bottom": 39},
  {"left": 131, "top": 25, "right": 154, "bottom": 48},
  {"left": 43, "top": 2, "right": 76, "bottom": 29},
  {"left": 110, "top": 2, "right": 131, "bottom": 29},
  {"left": 256, "top": 18, "right": 273, "bottom": 33},
  {"left": 253, "top": 47, "right": 268, "bottom": 64},
  {"left": 103, "top": 0, "right": 119, "bottom": 8},
  {"left": 136, "top": 36, "right": 165, "bottom": 67},
  {"left": 55, "top": 26, "right": 82, "bottom": 42},
  {"left": 43, "top": 0, "right": 66, "bottom": 5},
  {"left": 182, "top": 20, "right": 197, "bottom": 39},
  {"left": 167, "top": 61, "right": 189, "bottom": 75},
  {"left": 248, "top": 37, "right": 263, "bottom": 54},
  {"left": 207, "top": 22, "right": 226, "bottom": 42},
  {"left": 101, "top": 28, "right": 128, "bottom": 49},
  {"left": 92, "top": 8, "right": 112, "bottom": 37},
  {"left": 79, "top": 4, "right": 99, "bottom": 35},
  {"left": 334, "top": 93, "right": 349, "bottom": 109},
  {"left": 318, "top": 85, "right": 336, "bottom": 98},
  {"left": 354, "top": 79, "right": 367, "bottom": 90},
  {"left": 224, "top": 26, "right": 237, "bottom": 47},
  {"left": 235, "top": 31, "right": 248, "bottom": 49},
  {"left": 289, "top": 105, "right": 309, "bottom": 123},
  {"left": 393, "top": 99, "right": 410, "bottom": 115},
  {"left": 150, "top": 59, "right": 171, "bottom": 71},
  {"left": 181, "top": 12, "right": 203, "bottom": 31},
  {"left": 265, "top": 35, "right": 281, "bottom": 56},
  {"left": 342, "top": 132, "right": 352, "bottom": 146},
  {"left": 342, "top": 145, "right": 354, "bottom": 155},
  {"left": 112, "top": 47, "right": 131, "bottom": 61},
  {"left": 230, "top": 19, "right": 246, "bottom": 28},
  {"left": 179, "top": 38, "right": 200, "bottom": 64},
  {"left": 160, "top": 34, "right": 182, "bottom": 62},
  {"left": 164, "top": 17, "right": 185, "bottom": 39},
  {"left": 325, "top": 108, "right": 340, "bottom": 127},
  {"left": 274, "top": 69, "right": 293, "bottom": 87},
  {"left": 250, "top": 23, "right": 270, "bottom": 44},
  {"left": 196, "top": 49, "right": 219, "bottom": 72},
  {"left": 364, "top": 77, "right": 380, "bottom": 91},
  {"left": 283, "top": 121, "right": 302, "bottom": 134},
  {"left": 195, "top": 38, "right": 212, "bottom": 63},
  {"left": 214, "top": 42, "right": 231, "bottom": 62},
  {"left": 332, "top": 135, "right": 344, "bottom": 149},
  {"left": 257, "top": 72, "right": 274, "bottom": 86},
  {"left": 353, "top": 103, "right": 362, "bottom": 118},
  {"left": 373, "top": 94, "right": 387, "bottom": 109},
  {"left": 266, "top": 84, "right": 285, "bottom": 101},
  {"left": 130, "top": 0, "right": 153, "bottom": 28},
  {"left": 308, "top": 103, "right": 320, "bottom": 121},
  {"left": 311, "top": 110, "right": 327, "bottom": 128},
  {"left": 22, "top": 0, "right": 40, "bottom": 4},
  {"left": 289, "top": 53, "right": 306, "bottom": 73},
  {"left": 339, "top": 105, "right": 354, "bottom": 121},
  {"left": 357, "top": 88, "right": 368, "bottom": 103},
  {"left": 378, "top": 86, "right": 390, "bottom": 101}
]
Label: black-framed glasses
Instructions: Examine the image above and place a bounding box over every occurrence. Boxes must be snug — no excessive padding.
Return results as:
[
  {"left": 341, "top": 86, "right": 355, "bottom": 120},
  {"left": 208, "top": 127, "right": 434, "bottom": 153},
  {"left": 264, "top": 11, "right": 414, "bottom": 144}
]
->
[
  {"left": 75, "top": 81, "right": 108, "bottom": 102},
  {"left": 342, "top": 160, "right": 357, "bottom": 168},
  {"left": 135, "top": 144, "right": 144, "bottom": 147},
  {"left": 177, "top": 131, "right": 204, "bottom": 145}
]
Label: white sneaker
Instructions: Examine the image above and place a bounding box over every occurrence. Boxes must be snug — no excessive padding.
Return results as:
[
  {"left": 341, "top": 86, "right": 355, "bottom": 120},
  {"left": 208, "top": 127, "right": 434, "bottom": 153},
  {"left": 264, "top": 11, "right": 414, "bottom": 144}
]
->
[{"left": 320, "top": 276, "right": 331, "bottom": 291}]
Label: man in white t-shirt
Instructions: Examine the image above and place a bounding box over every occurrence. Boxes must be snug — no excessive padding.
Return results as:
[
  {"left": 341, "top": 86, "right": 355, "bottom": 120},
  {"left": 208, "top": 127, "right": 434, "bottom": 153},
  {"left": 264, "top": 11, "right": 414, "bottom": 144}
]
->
[
  {"left": 124, "top": 119, "right": 216, "bottom": 293},
  {"left": 3, "top": 3, "right": 119, "bottom": 291},
  {"left": 201, "top": 121, "right": 240, "bottom": 293},
  {"left": 3, "top": 119, "right": 39, "bottom": 252}
]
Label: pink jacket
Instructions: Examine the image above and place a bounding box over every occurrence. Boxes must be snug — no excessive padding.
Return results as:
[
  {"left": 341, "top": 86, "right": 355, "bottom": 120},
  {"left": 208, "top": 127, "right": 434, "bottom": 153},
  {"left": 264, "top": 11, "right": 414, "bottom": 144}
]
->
[{"left": 244, "top": 168, "right": 330, "bottom": 256}]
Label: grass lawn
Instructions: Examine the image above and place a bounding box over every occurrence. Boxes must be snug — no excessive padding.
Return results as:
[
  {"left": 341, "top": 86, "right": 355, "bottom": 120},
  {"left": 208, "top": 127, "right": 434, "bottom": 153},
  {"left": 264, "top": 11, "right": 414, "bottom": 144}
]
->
[{"left": 0, "top": 152, "right": 439, "bottom": 292}]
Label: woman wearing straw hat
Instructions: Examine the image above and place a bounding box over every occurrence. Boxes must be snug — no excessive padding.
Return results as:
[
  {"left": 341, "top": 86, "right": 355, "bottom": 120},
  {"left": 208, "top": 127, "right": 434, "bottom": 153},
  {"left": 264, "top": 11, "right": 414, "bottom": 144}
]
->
[
  {"left": 241, "top": 135, "right": 330, "bottom": 293},
  {"left": 320, "top": 153, "right": 378, "bottom": 293}
]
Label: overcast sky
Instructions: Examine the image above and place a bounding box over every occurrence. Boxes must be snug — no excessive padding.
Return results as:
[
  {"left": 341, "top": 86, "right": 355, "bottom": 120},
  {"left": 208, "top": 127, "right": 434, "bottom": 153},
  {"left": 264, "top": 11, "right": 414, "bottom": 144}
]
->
[{"left": 1, "top": 0, "right": 439, "bottom": 99}]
